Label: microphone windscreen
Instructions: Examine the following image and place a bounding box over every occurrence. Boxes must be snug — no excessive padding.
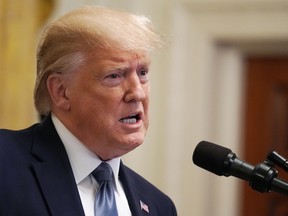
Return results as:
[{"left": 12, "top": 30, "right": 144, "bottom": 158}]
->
[{"left": 192, "top": 141, "right": 232, "bottom": 176}]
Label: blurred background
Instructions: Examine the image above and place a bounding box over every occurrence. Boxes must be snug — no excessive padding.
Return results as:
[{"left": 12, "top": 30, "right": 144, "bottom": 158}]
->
[{"left": 1, "top": 0, "right": 288, "bottom": 215}]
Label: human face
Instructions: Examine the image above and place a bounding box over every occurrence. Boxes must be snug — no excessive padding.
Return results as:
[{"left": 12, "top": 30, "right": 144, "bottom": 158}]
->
[{"left": 63, "top": 49, "right": 151, "bottom": 160}]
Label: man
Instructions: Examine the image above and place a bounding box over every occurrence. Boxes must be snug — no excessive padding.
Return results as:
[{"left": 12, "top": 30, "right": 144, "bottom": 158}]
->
[{"left": 0, "top": 5, "right": 177, "bottom": 216}]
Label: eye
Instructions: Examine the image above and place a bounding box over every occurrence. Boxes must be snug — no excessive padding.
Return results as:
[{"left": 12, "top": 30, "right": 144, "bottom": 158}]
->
[
  {"left": 107, "top": 73, "right": 121, "bottom": 79},
  {"left": 103, "top": 72, "right": 123, "bottom": 86},
  {"left": 139, "top": 68, "right": 148, "bottom": 76},
  {"left": 138, "top": 68, "right": 149, "bottom": 83}
]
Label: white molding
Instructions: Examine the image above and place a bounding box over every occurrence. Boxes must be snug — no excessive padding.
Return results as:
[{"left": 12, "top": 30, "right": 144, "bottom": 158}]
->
[{"left": 180, "top": 0, "right": 288, "bottom": 12}]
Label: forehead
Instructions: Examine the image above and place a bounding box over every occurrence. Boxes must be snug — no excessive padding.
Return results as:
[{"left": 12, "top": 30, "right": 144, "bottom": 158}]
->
[{"left": 86, "top": 48, "right": 151, "bottom": 67}]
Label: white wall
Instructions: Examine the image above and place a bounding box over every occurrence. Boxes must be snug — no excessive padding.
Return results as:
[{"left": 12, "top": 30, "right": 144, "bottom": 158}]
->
[{"left": 49, "top": 0, "right": 288, "bottom": 215}]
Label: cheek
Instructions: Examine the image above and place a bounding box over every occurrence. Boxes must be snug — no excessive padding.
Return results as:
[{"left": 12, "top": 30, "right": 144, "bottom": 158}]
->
[
  {"left": 143, "top": 83, "right": 150, "bottom": 100},
  {"left": 72, "top": 83, "right": 110, "bottom": 107},
  {"left": 83, "top": 93, "right": 122, "bottom": 119},
  {"left": 144, "top": 90, "right": 150, "bottom": 110}
]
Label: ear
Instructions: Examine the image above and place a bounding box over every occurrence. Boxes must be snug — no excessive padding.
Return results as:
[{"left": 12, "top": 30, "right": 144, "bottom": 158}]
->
[{"left": 47, "top": 74, "right": 71, "bottom": 111}]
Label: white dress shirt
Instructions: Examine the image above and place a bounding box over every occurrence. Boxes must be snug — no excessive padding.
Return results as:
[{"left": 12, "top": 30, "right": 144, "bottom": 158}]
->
[{"left": 52, "top": 114, "right": 132, "bottom": 216}]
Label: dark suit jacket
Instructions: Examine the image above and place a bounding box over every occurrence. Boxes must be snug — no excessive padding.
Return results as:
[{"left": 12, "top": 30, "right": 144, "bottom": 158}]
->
[{"left": 0, "top": 116, "right": 177, "bottom": 216}]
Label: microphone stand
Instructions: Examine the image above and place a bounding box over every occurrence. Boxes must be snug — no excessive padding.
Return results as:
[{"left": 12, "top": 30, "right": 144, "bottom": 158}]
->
[
  {"left": 248, "top": 151, "right": 288, "bottom": 196},
  {"left": 267, "top": 151, "right": 288, "bottom": 172}
]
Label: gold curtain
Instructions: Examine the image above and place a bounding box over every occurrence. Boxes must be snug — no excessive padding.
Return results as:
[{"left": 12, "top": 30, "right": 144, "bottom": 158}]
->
[{"left": 0, "top": 0, "right": 54, "bottom": 129}]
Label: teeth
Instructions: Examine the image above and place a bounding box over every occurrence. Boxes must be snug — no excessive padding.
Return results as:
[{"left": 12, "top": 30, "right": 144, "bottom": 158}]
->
[
  {"left": 121, "top": 118, "right": 137, "bottom": 124},
  {"left": 120, "top": 113, "right": 140, "bottom": 124}
]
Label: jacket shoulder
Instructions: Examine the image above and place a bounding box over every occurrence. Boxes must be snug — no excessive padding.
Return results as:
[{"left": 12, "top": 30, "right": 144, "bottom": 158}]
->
[
  {"left": 0, "top": 124, "right": 38, "bottom": 157},
  {"left": 0, "top": 124, "right": 37, "bottom": 141}
]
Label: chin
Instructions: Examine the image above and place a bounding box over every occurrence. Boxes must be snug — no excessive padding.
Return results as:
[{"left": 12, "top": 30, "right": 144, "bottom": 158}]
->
[{"left": 123, "top": 137, "right": 144, "bottom": 150}]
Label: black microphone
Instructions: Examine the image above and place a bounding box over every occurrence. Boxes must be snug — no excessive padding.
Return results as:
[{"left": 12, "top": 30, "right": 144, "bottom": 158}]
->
[{"left": 192, "top": 141, "right": 288, "bottom": 196}]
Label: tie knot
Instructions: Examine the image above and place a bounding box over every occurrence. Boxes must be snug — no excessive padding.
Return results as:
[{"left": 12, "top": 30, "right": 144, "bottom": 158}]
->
[{"left": 92, "top": 162, "right": 113, "bottom": 182}]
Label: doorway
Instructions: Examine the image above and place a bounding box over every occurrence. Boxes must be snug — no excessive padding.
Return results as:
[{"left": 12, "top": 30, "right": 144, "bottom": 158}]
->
[{"left": 242, "top": 57, "right": 288, "bottom": 216}]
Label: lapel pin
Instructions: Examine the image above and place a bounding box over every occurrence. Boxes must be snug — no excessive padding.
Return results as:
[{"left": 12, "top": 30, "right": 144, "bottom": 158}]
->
[{"left": 140, "top": 200, "right": 149, "bottom": 213}]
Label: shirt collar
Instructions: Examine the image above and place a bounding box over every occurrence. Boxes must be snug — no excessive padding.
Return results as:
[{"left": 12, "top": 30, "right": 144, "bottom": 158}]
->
[{"left": 51, "top": 114, "right": 121, "bottom": 185}]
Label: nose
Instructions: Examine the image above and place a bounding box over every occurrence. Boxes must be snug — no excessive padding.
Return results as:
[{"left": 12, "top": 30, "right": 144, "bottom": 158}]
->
[{"left": 124, "top": 73, "right": 148, "bottom": 102}]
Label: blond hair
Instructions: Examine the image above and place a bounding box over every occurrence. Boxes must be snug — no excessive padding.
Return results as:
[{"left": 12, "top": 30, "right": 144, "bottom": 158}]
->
[{"left": 34, "top": 6, "right": 162, "bottom": 115}]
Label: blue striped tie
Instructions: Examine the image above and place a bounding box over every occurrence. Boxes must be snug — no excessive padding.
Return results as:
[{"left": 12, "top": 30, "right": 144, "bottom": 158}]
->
[{"left": 92, "top": 162, "right": 118, "bottom": 216}]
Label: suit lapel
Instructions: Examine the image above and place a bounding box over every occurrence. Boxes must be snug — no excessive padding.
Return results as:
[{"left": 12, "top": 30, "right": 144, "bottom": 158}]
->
[
  {"left": 119, "top": 162, "right": 150, "bottom": 216},
  {"left": 30, "top": 116, "right": 85, "bottom": 216}
]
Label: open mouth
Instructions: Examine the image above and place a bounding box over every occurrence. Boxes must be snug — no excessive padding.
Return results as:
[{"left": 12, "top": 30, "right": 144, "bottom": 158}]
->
[{"left": 120, "top": 113, "right": 141, "bottom": 124}]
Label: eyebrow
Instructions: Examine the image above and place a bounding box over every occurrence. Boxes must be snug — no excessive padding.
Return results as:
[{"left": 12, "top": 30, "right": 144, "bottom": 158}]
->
[
  {"left": 101, "top": 64, "right": 129, "bottom": 73},
  {"left": 103, "top": 58, "right": 150, "bottom": 71}
]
